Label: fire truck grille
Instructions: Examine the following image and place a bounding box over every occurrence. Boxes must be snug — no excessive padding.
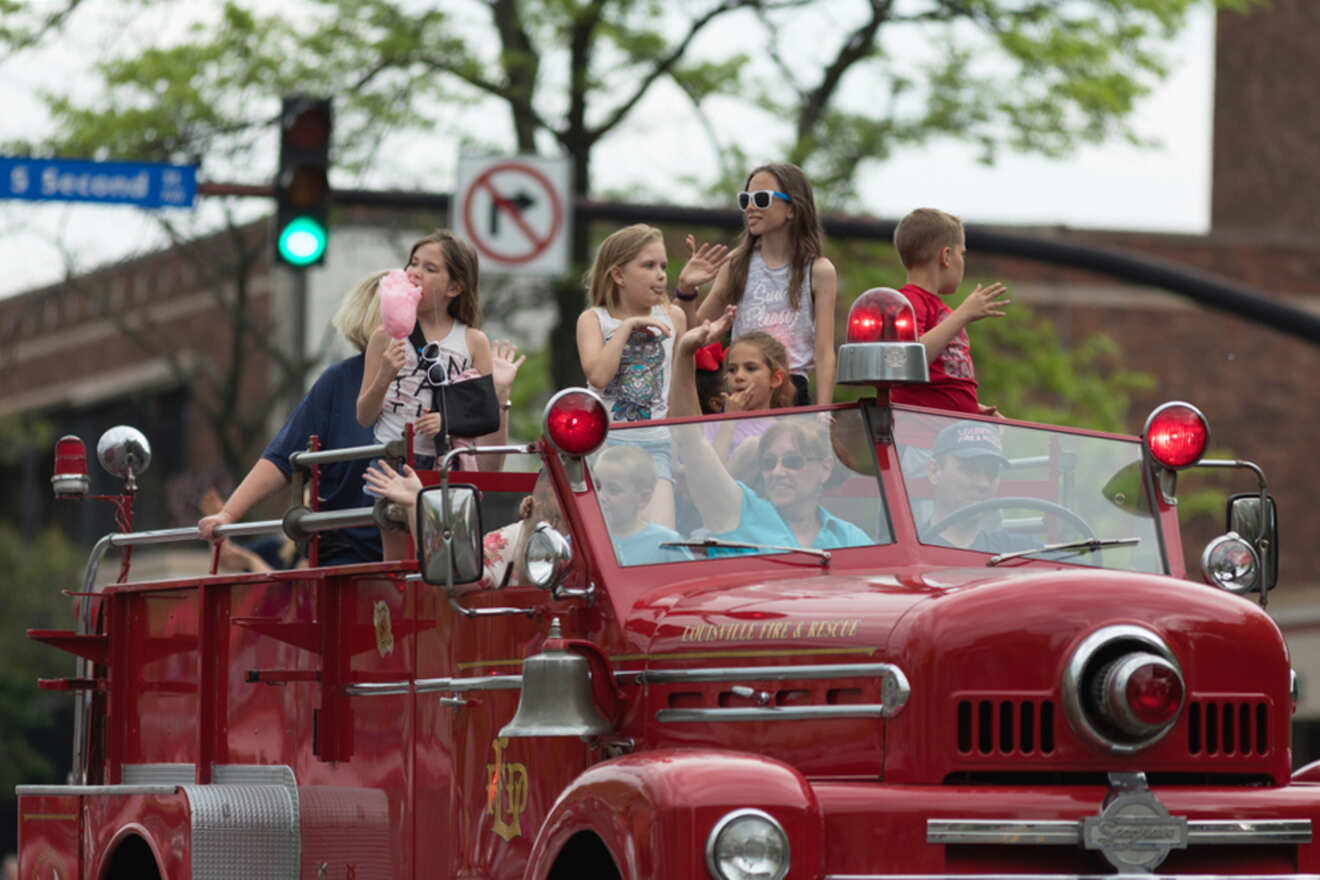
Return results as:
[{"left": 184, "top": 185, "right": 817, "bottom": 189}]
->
[
  {"left": 957, "top": 698, "right": 1056, "bottom": 756},
  {"left": 1187, "top": 699, "right": 1270, "bottom": 756}
]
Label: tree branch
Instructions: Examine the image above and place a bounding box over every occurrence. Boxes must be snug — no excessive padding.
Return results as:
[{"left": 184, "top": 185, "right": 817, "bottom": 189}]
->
[
  {"left": 0, "top": 0, "right": 86, "bottom": 61},
  {"left": 588, "top": 0, "right": 763, "bottom": 142},
  {"left": 797, "top": 0, "right": 894, "bottom": 140}
]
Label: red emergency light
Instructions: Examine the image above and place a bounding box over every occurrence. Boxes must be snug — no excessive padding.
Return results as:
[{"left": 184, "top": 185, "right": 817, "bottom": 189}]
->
[
  {"left": 1093, "top": 651, "right": 1185, "bottom": 739},
  {"left": 1143, "top": 402, "right": 1209, "bottom": 469},
  {"left": 51, "top": 434, "right": 89, "bottom": 497},
  {"left": 836, "top": 288, "right": 928, "bottom": 388},
  {"left": 543, "top": 389, "right": 609, "bottom": 457},
  {"left": 846, "top": 287, "right": 918, "bottom": 343},
  {"left": 1125, "top": 661, "right": 1185, "bottom": 728}
]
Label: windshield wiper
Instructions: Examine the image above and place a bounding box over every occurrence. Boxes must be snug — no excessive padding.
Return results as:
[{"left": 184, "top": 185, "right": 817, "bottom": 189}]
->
[
  {"left": 987, "top": 537, "right": 1141, "bottom": 567},
  {"left": 660, "top": 538, "right": 830, "bottom": 566}
]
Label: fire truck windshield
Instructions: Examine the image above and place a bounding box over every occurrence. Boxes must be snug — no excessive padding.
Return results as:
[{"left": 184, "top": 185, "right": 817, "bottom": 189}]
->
[
  {"left": 893, "top": 409, "right": 1166, "bottom": 573},
  {"left": 589, "top": 407, "right": 891, "bottom": 566}
]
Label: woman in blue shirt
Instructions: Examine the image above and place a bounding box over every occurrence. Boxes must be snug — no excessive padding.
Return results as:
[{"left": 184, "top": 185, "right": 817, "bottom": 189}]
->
[{"left": 669, "top": 308, "right": 871, "bottom": 553}]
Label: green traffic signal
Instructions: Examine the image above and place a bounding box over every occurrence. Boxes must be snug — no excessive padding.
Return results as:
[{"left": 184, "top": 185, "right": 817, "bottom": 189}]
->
[
  {"left": 275, "top": 95, "right": 332, "bottom": 267},
  {"left": 277, "top": 216, "right": 328, "bottom": 267}
]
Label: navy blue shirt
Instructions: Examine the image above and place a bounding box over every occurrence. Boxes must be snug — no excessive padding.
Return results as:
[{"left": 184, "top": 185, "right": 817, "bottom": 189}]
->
[{"left": 262, "top": 355, "right": 381, "bottom": 564}]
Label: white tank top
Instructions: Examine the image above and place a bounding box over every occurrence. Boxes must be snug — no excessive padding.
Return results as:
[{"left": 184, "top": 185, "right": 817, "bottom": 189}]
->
[
  {"left": 731, "top": 249, "right": 816, "bottom": 375},
  {"left": 588, "top": 305, "right": 673, "bottom": 425},
  {"left": 374, "top": 320, "right": 472, "bottom": 445}
]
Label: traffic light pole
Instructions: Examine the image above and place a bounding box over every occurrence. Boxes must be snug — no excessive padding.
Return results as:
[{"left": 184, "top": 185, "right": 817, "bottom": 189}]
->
[{"left": 196, "top": 182, "right": 1320, "bottom": 345}]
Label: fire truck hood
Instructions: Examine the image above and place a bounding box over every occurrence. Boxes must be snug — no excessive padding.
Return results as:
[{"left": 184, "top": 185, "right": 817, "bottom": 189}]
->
[
  {"left": 637, "top": 564, "right": 1276, "bottom": 662},
  {"left": 639, "top": 566, "right": 986, "bottom": 657}
]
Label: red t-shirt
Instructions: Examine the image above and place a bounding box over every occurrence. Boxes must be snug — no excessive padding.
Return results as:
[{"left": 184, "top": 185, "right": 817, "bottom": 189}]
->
[{"left": 889, "top": 283, "right": 979, "bottom": 414}]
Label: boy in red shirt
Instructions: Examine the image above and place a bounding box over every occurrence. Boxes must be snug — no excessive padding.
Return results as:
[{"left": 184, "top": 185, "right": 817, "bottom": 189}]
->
[{"left": 889, "top": 208, "right": 1009, "bottom": 415}]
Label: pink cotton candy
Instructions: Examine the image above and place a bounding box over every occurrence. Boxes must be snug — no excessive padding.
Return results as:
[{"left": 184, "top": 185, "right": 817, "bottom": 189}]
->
[{"left": 379, "top": 269, "right": 422, "bottom": 339}]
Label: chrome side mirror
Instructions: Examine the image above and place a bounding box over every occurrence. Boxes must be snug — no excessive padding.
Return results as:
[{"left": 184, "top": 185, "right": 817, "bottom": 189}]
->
[
  {"left": 524, "top": 522, "right": 572, "bottom": 591},
  {"left": 418, "top": 484, "right": 483, "bottom": 588},
  {"left": 1227, "top": 492, "right": 1277, "bottom": 592}
]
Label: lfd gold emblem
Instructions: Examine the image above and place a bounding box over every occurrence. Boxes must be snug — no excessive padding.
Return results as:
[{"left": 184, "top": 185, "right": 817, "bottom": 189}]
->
[
  {"left": 373, "top": 601, "right": 394, "bottom": 658},
  {"left": 485, "top": 737, "right": 529, "bottom": 841}
]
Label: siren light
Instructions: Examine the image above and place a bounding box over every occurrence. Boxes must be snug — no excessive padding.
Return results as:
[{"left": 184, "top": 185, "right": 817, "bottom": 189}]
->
[
  {"left": 835, "top": 287, "right": 929, "bottom": 388},
  {"left": 846, "top": 287, "right": 918, "bottom": 343},
  {"left": 51, "top": 434, "right": 89, "bottom": 498},
  {"left": 1144, "top": 402, "right": 1209, "bottom": 469},
  {"left": 543, "top": 388, "right": 609, "bottom": 457}
]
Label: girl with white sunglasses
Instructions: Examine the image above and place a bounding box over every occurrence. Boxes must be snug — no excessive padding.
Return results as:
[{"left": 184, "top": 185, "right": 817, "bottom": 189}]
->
[{"left": 673, "top": 162, "right": 838, "bottom": 407}]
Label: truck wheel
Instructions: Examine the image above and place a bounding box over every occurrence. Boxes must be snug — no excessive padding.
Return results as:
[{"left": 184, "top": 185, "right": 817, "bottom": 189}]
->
[{"left": 546, "top": 831, "right": 622, "bottom": 880}]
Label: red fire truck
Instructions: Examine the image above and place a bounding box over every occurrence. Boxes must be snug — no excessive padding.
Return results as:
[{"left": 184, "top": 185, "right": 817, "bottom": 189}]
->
[{"left": 18, "top": 288, "right": 1314, "bottom": 878}]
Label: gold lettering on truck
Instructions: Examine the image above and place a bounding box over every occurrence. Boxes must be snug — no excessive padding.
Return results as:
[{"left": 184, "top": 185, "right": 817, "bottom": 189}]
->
[
  {"left": 679, "top": 618, "right": 862, "bottom": 643},
  {"left": 486, "top": 737, "right": 529, "bottom": 841}
]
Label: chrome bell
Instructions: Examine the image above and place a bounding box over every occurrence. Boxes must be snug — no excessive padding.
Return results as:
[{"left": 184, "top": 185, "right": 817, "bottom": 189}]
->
[{"left": 499, "top": 619, "right": 613, "bottom": 738}]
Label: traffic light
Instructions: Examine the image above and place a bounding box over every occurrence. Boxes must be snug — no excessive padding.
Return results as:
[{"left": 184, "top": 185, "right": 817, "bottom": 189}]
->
[{"left": 274, "top": 95, "right": 332, "bottom": 267}]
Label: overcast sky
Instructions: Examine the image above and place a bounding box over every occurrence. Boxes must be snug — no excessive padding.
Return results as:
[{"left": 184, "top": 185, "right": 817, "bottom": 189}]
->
[{"left": 0, "top": 5, "right": 1216, "bottom": 299}]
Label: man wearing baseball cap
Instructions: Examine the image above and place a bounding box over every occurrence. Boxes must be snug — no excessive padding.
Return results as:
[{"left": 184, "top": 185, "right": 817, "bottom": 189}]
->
[{"left": 919, "top": 420, "right": 1031, "bottom": 552}]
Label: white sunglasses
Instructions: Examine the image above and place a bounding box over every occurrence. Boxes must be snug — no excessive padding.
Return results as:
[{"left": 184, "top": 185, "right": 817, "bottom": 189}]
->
[{"left": 737, "top": 189, "right": 791, "bottom": 211}]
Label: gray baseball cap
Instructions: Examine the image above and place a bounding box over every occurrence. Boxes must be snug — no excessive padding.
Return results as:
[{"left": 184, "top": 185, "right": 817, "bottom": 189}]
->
[{"left": 932, "top": 420, "right": 1007, "bottom": 463}]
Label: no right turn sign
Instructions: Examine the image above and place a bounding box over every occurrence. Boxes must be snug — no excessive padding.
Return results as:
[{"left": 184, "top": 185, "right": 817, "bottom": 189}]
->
[{"left": 453, "top": 156, "right": 572, "bottom": 275}]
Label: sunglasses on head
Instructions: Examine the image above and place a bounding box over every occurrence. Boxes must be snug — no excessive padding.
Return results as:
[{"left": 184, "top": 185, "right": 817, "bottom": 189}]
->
[
  {"left": 737, "top": 190, "right": 791, "bottom": 211},
  {"left": 760, "top": 452, "right": 818, "bottom": 472}
]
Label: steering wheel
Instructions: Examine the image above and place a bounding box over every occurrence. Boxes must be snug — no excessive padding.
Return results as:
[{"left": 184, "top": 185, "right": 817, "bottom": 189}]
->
[{"left": 927, "top": 496, "right": 1096, "bottom": 544}]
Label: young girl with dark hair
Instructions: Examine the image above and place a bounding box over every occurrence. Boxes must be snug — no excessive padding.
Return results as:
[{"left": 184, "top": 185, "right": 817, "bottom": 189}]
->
[
  {"left": 358, "top": 229, "right": 515, "bottom": 559},
  {"left": 674, "top": 162, "right": 837, "bottom": 406}
]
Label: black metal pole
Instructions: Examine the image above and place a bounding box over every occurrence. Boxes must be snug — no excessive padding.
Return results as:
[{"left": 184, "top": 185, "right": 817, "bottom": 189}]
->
[{"left": 198, "top": 183, "right": 1320, "bottom": 345}]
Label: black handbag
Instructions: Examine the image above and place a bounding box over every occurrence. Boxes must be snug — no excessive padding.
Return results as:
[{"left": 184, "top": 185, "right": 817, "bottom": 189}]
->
[
  {"left": 408, "top": 324, "right": 502, "bottom": 457},
  {"left": 436, "top": 372, "right": 501, "bottom": 440}
]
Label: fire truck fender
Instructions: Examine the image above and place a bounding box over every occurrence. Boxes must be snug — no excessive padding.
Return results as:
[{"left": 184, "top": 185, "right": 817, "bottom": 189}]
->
[
  {"left": 524, "top": 748, "right": 823, "bottom": 880},
  {"left": 1293, "top": 759, "right": 1320, "bottom": 782}
]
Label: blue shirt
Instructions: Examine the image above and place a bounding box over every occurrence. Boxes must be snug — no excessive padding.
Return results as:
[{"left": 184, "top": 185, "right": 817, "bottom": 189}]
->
[
  {"left": 613, "top": 522, "right": 693, "bottom": 565},
  {"left": 711, "top": 483, "right": 873, "bottom": 557},
  {"left": 262, "top": 355, "right": 381, "bottom": 565}
]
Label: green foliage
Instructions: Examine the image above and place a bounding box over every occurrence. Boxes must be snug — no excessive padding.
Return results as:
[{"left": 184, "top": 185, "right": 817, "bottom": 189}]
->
[
  {"left": 0, "top": 525, "right": 81, "bottom": 795},
  {"left": 972, "top": 295, "right": 1156, "bottom": 434}
]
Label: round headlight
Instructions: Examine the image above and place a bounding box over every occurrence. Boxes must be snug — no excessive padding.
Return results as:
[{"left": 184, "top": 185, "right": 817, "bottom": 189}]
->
[
  {"left": 1201, "top": 532, "right": 1260, "bottom": 594},
  {"left": 705, "top": 808, "right": 789, "bottom": 880},
  {"left": 524, "top": 522, "right": 572, "bottom": 590}
]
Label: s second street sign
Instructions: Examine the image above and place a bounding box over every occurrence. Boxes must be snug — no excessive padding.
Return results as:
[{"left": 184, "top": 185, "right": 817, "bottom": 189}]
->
[{"left": 1, "top": 156, "right": 197, "bottom": 209}]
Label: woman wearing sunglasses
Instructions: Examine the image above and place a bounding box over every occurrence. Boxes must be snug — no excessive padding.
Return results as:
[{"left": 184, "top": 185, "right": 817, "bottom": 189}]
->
[
  {"left": 673, "top": 162, "right": 838, "bottom": 408},
  {"left": 667, "top": 308, "right": 869, "bottom": 554}
]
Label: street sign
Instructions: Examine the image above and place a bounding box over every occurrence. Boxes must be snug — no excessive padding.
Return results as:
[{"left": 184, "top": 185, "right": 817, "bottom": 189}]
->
[
  {"left": 0, "top": 157, "right": 197, "bottom": 209},
  {"left": 453, "top": 156, "right": 570, "bottom": 275}
]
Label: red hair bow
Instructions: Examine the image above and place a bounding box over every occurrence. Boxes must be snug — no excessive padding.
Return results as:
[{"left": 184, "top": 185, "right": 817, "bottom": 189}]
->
[{"left": 694, "top": 342, "right": 724, "bottom": 372}]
